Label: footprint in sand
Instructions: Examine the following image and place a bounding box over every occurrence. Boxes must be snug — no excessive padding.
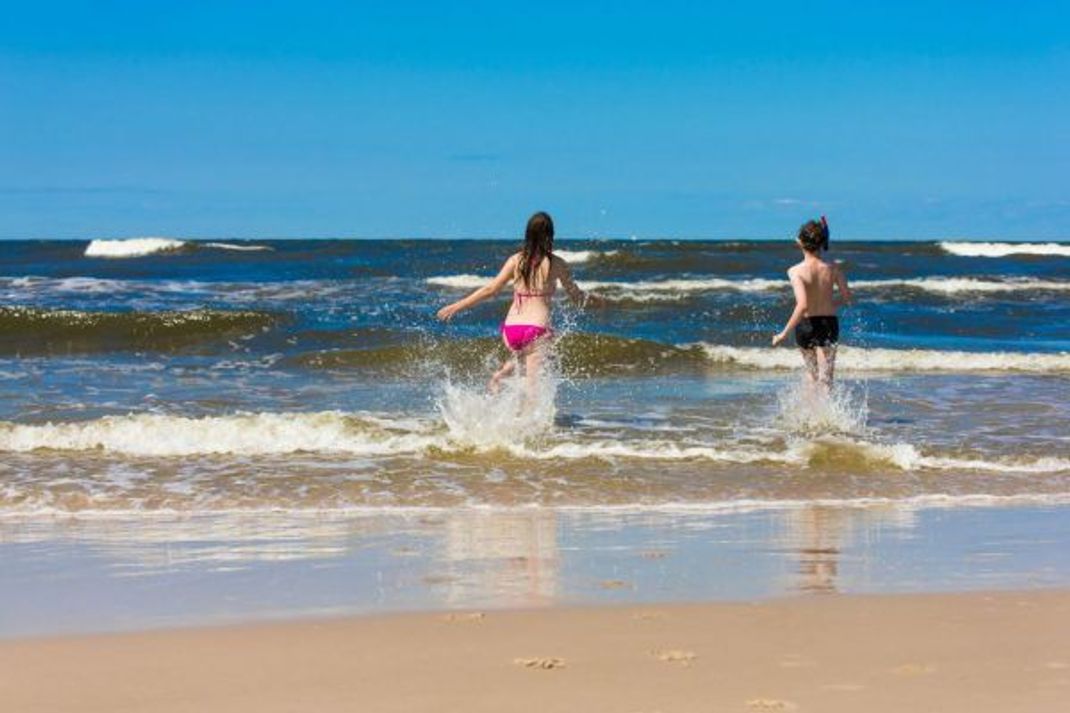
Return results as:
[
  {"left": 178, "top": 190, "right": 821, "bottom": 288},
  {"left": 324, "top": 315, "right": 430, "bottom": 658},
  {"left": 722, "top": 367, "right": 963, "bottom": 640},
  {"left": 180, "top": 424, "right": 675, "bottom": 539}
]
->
[
  {"left": 442, "top": 612, "right": 485, "bottom": 623},
  {"left": 778, "top": 654, "right": 815, "bottom": 669},
  {"left": 745, "top": 698, "right": 797, "bottom": 711},
  {"left": 651, "top": 649, "right": 697, "bottom": 666},
  {"left": 514, "top": 657, "right": 566, "bottom": 670},
  {"left": 890, "top": 663, "right": 936, "bottom": 676},
  {"left": 632, "top": 611, "right": 667, "bottom": 622},
  {"left": 819, "top": 683, "right": 865, "bottom": 692}
]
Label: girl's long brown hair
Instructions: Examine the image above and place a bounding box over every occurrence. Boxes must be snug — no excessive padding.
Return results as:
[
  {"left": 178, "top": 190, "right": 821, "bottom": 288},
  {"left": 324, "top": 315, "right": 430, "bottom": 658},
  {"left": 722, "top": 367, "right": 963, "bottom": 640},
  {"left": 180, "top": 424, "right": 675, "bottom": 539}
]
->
[{"left": 517, "top": 211, "right": 555, "bottom": 288}]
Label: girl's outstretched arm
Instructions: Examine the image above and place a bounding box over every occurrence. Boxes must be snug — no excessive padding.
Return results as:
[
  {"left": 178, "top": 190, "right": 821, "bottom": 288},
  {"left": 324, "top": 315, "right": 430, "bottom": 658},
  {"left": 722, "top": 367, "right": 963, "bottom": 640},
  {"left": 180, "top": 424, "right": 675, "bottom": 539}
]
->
[
  {"left": 557, "top": 258, "right": 605, "bottom": 309},
  {"left": 833, "top": 264, "right": 853, "bottom": 307},
  {"left": 436, "top": 255, "right": 518, "bottom": 321},
  {"left": 772, "top": 269, "right": 807, "bottom": 346}
]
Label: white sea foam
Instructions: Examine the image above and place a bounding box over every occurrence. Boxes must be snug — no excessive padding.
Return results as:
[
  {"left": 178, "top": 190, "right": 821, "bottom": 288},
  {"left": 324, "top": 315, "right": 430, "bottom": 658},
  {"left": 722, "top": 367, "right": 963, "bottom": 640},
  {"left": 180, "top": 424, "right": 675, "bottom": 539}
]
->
[
  {"left": 554, "top": 249, "right": 617, "bottom": 263},
  {"left": 940, "top": 241, "right": 1070, "bottom": 258},
  {"left": 1, "top": 412, "right": 1064, "bottom": 476},
  {"left": 7, "top": 492, "right": 1070, "bottom": 519},
  {"left": 426, "top": 274, "right": 491, "bottom": 290},
  {"left": 518, "top": 440, "right": 795, "bottom": 464},
  {"left": 426, "top": 274, "right": 781, "bottom": 295},
  {"left": 582, "top": 277, "right": 782, "bottom": 293},
  {"left": 2, "top": 276, "right": 130, "bottom": 295},
  {"left": 85, "top": 237, "right": 187, "bottom": 258},
  {"left": 202, "top": 242, "right": 273, "bottom": 252},
  {"left": 699, "top": 344, "right": 1070, "bottom": 373},
  {"left": 854, "top": 277, "right": 1070, "bottom": 293},
  {"left": 0, "top": 276, "right": 350, "bottom": 303},
  {"left": 428, "top": 274, "right": 1069, "bottom": 298}
]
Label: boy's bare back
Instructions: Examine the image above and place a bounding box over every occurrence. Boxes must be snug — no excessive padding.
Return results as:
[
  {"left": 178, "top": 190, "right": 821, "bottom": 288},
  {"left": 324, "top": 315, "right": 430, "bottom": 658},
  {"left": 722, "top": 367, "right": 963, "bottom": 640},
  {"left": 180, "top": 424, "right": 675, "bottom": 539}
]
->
[{"left": 789, "top": 258, "right": 843, "bottom": 317}]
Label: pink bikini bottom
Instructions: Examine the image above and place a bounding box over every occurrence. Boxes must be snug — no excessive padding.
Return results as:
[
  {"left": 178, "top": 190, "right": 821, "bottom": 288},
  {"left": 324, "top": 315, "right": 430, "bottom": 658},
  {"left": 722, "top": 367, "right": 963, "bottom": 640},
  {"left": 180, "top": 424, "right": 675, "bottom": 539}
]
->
[{"left": 501, "top": 324, "right": 551, "bottom": 352}]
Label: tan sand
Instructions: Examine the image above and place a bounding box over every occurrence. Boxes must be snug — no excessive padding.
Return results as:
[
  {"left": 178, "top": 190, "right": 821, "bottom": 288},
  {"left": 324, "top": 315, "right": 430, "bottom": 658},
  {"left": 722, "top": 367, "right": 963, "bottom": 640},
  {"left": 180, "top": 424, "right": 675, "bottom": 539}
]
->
[{"left": 3, "top": 590, "right": 1069, "bottom": 712}]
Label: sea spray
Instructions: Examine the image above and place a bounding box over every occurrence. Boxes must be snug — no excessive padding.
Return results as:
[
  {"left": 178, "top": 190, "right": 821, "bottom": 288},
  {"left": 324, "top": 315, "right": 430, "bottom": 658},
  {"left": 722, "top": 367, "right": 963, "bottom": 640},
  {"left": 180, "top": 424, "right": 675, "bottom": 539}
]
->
[
  {"left": 437, "top": 345, "right": 561, "bottom": 449},
  {"left": 435, "top": 302, "right": 582, "bottom": 449},
  {"left": 438, "top": 373, "right": 558, "bottom": 449},
  {"left": 775, "top": 376, "right": 869, "bottom": 437}
]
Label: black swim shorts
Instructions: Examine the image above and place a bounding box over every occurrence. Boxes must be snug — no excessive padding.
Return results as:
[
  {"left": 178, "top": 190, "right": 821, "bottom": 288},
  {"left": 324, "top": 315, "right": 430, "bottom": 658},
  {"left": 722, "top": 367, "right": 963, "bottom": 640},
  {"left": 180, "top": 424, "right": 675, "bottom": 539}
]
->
[{"left": 794, "top": 316, "right": 839, "bottom": 349}]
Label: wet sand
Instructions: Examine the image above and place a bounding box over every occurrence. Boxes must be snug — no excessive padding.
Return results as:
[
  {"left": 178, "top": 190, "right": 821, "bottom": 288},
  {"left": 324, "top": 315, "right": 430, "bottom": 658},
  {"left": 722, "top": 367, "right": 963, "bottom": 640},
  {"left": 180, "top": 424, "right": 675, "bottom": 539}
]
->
[{"left": 4, "top": 589, "right": 1068, "bottom": 712}]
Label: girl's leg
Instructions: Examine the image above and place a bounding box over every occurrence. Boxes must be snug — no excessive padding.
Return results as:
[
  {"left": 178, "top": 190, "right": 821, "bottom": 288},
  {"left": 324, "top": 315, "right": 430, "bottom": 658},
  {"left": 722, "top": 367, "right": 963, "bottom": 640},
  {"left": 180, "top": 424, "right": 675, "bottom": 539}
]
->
[
  {"left": 520, "top": 337, "right": 554, "bottom": 405},
  {"left": 523, "top": 342, "right": 545, "bottom": 394},
  {"left": 488, "top": 356, "right": 516, "bottom": 394}
]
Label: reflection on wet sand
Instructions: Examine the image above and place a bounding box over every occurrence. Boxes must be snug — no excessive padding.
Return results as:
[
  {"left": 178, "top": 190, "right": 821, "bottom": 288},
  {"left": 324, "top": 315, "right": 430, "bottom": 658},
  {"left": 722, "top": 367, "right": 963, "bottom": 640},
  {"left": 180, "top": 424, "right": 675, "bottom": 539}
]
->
[
  {"left": 438, "top": 510, "right": 559, "bottom": 607},
  {"left": 788, "top": 507, "right": 846, "bottom": 594},
  {"left": 3, "top": 503, "right": 1066, "bottom": 637},
  {"left": 781, "top": 506, "right": 918, "bottom": 594}
]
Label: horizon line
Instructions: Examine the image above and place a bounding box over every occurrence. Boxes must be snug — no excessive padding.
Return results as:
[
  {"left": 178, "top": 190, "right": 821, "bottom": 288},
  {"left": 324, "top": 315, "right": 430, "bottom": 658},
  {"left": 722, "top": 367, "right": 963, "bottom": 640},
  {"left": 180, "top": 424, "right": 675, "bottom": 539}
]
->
[{"left": 3, "top": 235, "right": 1070, "bottom": 244}]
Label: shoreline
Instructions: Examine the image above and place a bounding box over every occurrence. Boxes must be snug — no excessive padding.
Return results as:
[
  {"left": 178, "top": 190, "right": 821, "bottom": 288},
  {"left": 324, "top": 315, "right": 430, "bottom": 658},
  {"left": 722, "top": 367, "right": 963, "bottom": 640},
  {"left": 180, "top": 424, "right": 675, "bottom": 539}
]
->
[
  {"left": 5, "top": 503, "right": 1069, "bottom": 639},
  {"left": 4, "top": 589, "right": 1068, "bottom": 712}
]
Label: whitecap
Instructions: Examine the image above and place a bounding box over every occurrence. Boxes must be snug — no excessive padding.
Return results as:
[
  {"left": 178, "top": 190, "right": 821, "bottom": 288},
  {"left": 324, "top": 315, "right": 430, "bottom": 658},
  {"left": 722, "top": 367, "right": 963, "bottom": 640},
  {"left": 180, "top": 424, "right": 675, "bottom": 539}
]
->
[
  {"left": 940, "top": 242, "right": 1070, "bottom": 258},
  {"left": 85, "top": 237, "right": 187, "bottom": 258}
]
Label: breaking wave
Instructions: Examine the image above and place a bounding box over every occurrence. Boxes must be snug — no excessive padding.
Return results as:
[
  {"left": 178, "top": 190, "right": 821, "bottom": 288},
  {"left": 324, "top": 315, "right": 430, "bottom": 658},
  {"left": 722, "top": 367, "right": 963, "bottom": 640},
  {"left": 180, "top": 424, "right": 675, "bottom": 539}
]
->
[
  {"left": 0, "top": 306, "right": 279, "bottom": 355},
  {"left": 84, "top": 237, "right": 271, "bottom": 258},
  {"left": 298, "top": 333, "right": 1069, "bottom": 376},
  {"left": 554, "top": 248, "right": 618, "bottom": 263},
  {"left": 0, "top": 412, "right": 440, "bottom": 457},
  {"left": 0, "top": 412, "right": 1065, "bottom": 476},
  {"left": 296, "top": 334, "right": 710, "bottom": 377},
  {"left": 699, "top": 344, "right": 1070, "bottom": 373},
  {"left": 854, "top": 277, "right": 1070, "bottom": 294}
]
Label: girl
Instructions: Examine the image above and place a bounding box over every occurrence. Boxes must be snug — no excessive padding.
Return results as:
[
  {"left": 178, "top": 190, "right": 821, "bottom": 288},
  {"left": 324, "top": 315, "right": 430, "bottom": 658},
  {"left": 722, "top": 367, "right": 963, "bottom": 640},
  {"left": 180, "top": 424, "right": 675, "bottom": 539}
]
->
[
  {"left": 436, "top": 211, "right": 602, "bottom": 393},
  {"left": 772, "top": 217, "right": 853, "bottom": 388}
]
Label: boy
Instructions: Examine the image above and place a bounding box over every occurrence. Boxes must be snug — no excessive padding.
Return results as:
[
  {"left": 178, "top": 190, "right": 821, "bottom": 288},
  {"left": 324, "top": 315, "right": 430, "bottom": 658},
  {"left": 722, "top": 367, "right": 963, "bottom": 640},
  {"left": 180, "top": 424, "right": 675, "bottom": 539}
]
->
[{"left": 772, "top": 217, "right": 852, "bottom": 388}]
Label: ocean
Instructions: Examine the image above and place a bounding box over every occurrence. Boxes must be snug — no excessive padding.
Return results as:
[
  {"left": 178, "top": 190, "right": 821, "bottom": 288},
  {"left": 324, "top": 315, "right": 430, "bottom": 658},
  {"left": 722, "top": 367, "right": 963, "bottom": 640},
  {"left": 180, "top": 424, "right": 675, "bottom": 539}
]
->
[{"left": 1, "top": 236, "right": 1067, "bottom": 517}]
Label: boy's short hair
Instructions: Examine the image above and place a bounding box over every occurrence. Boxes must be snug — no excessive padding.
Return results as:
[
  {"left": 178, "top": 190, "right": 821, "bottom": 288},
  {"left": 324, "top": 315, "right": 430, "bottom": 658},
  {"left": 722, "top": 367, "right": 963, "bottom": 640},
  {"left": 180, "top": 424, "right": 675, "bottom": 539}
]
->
[{"left": 798, "top": 217, "right": 830, "bottom": 252}]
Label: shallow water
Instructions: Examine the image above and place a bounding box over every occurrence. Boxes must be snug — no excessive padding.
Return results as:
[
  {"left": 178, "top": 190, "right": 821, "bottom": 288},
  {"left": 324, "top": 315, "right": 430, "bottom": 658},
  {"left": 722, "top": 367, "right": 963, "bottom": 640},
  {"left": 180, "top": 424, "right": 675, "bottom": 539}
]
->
[
  {"left": 0, "top": 238, "right": 1067, "bottom": 514},
  {"left": 3, "top": 504, "right": 1069, "bottom": 637}
]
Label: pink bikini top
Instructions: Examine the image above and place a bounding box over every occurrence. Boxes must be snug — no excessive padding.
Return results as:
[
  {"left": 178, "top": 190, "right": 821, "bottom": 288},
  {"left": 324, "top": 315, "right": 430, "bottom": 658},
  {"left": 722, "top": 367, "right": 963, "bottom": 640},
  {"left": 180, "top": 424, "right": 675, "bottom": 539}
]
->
[
  {"left": 513, "top": 286, "right": 554, "bottom": 306},
  {"left": 512, "top": 255, "right": 555, "bottom": 305}
]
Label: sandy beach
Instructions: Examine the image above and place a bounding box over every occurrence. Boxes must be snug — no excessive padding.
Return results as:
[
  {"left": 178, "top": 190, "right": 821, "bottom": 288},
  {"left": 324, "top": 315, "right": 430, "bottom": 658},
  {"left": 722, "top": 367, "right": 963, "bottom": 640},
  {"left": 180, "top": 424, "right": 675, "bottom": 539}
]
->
[{"left": 4, "top": 589, "right": 1068, "bottom": 712}]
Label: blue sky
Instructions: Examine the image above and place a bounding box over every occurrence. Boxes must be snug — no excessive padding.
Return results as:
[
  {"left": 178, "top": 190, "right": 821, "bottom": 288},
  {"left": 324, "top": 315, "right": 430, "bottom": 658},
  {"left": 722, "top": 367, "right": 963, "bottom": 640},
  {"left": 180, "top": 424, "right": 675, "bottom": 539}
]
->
[{"left": 1, "top": 1, "right": 1067, "bottom": 239}]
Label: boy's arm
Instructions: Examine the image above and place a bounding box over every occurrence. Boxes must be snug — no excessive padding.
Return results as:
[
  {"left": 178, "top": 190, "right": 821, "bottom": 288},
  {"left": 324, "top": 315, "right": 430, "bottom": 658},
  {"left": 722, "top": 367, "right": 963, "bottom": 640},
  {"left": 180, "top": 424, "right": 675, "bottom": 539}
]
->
[
  {"left": 558, "top": 258, "right": 605, "bottom": 308},
  {"left": 833, "top": 264, "right": 853, "bottom": 307},
  {"left": 436, "top": 255, "right": 517, "bottom": 321},
  {"left": 772, "top": 270, "right": 807, "bottom": 346}
]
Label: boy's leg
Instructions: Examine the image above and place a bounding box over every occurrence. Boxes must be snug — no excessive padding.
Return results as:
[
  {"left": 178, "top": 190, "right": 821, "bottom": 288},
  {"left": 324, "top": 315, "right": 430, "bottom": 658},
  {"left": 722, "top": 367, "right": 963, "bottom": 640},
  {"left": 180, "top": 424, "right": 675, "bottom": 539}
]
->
[
  {"left": 799, "top": 348, "right": 819, "bottom": 384},
  {"left": 819, "top": 345, "right": 838, "bottom": 386}
]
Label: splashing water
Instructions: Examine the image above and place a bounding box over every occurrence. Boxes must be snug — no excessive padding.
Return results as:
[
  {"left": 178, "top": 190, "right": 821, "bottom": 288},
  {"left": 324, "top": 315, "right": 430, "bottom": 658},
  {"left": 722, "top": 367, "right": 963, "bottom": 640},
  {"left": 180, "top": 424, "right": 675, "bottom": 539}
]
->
[
  {"left": 776, "top": 375, "right": 869, "bottom": 436},
  {"left": 437, "top": 356, "right": 559, "bottom": 449}
]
